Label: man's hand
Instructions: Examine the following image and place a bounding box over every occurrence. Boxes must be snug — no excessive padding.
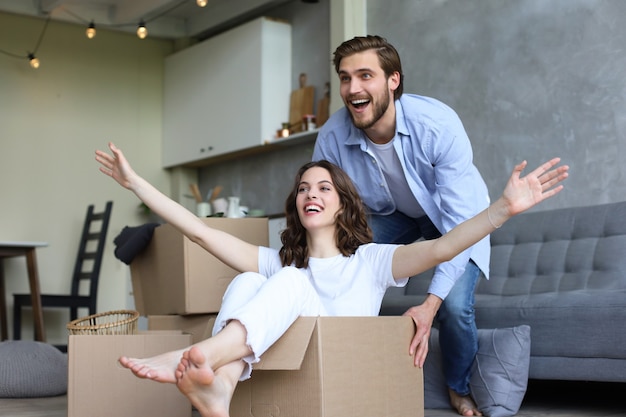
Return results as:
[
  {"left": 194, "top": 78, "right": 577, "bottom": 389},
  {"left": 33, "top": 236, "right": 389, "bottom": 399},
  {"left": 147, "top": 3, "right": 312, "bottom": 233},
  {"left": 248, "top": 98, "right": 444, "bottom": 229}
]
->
[{"left": 403, "top": 294, "right": 442, "bottom": 367}]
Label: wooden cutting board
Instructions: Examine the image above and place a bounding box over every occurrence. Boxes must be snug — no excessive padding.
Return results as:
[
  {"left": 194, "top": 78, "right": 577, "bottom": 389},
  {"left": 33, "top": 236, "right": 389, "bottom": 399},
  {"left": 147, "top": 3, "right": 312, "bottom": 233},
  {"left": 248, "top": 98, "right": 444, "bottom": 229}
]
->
[
  {"left": 289, "top": 85, "right": 315, "bottom": 133},
  {"left": 316, "top": 94, "right": 330, "bottom": 127}
]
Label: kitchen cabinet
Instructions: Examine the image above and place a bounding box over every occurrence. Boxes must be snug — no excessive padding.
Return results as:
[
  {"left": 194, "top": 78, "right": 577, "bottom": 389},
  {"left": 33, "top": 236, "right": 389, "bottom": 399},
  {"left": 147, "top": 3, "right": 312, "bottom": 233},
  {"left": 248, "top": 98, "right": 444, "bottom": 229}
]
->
[{"left": 162, "top": 17, "right": 292, "bottom": 168}]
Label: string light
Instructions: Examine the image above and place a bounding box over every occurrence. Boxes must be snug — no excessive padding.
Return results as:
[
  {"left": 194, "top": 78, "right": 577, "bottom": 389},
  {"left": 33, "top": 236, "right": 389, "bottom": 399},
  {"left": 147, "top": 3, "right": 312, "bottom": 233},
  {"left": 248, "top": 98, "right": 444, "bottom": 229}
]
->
[
  {"left": 0, "top": 0, "right": 208, "bottom": 68},
  {"left": 136, "top": 20, "right": 148, "bottom": 39},
  {"left": 86, "top": 21, "right": 96, "bottom": 39},
  {"left": 28, "top": 53, "right": 40, "bottom": 69},
  {"left": 0, "top": 14, "right": 51, "bottom": 68}
]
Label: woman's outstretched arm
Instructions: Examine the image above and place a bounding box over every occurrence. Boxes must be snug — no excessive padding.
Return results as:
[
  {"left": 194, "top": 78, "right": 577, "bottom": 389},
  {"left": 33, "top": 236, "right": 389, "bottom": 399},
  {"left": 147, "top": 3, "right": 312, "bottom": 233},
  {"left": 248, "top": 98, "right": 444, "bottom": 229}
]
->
[
  {"left": 95, "top": 142, "right": 259, "bottom": 273},
  {"left": 393, "top": 157, "right": 569, "bottom": 279}
]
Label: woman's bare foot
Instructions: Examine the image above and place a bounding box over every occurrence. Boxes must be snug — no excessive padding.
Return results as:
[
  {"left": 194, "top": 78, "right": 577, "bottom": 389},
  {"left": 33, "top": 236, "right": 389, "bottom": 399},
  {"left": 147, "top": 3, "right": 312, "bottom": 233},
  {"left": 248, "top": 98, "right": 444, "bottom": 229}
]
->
[
  {"left": 175, "top": 346, "right": 244, "bottom": 417},
  {"left": 118, "top": 349, "right": 186, "bottom": 383},
  {"left": 449, "top": 388, "right": 482, "bottom": 416}
]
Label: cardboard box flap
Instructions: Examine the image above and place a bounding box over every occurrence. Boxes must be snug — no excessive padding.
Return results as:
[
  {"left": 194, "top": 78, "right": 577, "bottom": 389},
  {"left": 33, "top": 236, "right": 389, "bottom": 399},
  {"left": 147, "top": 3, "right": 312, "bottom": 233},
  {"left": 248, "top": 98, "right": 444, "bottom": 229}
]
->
[{"left": 255, "top": 316, "right": 317, "bottom": 370}]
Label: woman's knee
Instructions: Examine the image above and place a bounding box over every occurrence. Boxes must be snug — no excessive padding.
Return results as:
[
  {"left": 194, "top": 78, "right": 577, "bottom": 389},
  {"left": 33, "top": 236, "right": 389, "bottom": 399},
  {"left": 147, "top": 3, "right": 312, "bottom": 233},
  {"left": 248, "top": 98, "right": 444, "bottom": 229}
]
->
[
  {"left": 265, "top": 267, "right": 323, "bottom": 315},
  {"left": 226, "top": 271, "right": 266, "bottom": 293},
  {"left": 236, "top": 271, "right": 267, "bottom": 283},
  {"left": 269, "top": 266, "right": 309, "bottom": 284},
  {"left": 276, "top": 265, "right": 303, "bottom": 275}
]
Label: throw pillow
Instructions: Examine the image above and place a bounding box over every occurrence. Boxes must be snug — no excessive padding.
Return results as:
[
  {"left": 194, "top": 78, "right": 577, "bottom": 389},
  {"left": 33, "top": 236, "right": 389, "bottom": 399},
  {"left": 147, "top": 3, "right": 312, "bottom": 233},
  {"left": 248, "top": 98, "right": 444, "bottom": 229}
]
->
[
  {"left": 0, "top": 341, "right": 67, "bottom": 398},
  {"left": 470, "top": 325, "right": 531, "bottom": 417},
  {"left": 424, "top": 326, "right": 531, "bottom": 417}
]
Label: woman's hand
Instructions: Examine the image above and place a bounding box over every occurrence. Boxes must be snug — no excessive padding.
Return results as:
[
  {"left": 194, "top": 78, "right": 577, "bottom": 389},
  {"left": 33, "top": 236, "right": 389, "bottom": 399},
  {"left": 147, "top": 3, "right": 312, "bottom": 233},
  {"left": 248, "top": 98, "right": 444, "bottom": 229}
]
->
[
  {"left": 495, "top": 158, "right": 569, "bottom": 222},
  {"left": 95, "top": 142, "right": 137, "bottom": 190}
]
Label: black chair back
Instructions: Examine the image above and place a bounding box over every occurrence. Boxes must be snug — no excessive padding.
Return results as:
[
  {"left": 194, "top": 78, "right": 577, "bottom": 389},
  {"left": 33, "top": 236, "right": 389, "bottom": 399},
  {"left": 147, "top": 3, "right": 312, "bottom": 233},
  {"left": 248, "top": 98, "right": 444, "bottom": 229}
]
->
[
  {"left": 12, "top": 201, "right": 114, "bottom": 344},
  {"left": 68, "top": 201, "right": 113, "bottom": 319}
]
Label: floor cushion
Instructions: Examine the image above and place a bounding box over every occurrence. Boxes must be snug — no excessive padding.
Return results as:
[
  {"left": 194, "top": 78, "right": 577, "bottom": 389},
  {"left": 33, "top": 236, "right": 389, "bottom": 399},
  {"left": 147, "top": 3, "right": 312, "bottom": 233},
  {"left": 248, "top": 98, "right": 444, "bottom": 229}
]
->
[
  {"left": 424, "top": 325, "right": 531, "bottom": 417},
  {"left": 0, "top": 341, "right": 67, "bottom": 398}
]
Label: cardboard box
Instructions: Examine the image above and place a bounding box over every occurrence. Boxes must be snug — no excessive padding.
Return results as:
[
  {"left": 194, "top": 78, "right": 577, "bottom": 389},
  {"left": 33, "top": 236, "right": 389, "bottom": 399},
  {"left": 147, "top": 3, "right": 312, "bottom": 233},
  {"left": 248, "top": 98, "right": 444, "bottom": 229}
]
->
[
  {"left": 231, "top": 316, "right": 424, "bottom": 417},
  {"left": 68, "top": 331, "right": 193, "bottom": 417},
  {"left": 130, "top": 217, "right": 269, "bottom": 315},
  {"left": 148, "top": 314, "right": 217, "bottom": 344}
]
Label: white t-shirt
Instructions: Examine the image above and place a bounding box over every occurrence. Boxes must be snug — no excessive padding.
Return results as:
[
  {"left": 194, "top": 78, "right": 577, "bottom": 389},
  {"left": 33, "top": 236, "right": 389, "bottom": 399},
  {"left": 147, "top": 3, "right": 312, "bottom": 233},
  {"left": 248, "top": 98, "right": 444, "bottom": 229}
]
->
[
  {"left": 367, "top": 137, "right": 426, "bottom": 219},
  {"left": 258, "top": 243, "right": 408, "bottom": 316}
]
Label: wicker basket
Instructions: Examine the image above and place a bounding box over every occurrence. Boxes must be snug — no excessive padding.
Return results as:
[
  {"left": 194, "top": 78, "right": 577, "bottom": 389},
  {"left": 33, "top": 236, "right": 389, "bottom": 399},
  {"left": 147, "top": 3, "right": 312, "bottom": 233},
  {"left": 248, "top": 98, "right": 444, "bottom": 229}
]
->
[{"left": 66, "top": 310, "right": 139, "bottom": 335}]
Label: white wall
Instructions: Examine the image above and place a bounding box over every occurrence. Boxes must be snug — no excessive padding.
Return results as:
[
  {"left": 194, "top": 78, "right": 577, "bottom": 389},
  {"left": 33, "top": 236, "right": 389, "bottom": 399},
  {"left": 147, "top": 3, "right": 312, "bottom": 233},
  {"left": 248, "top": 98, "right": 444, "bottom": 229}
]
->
[{"left": 0, "top": 12, "right": 173, "bottom": 344}]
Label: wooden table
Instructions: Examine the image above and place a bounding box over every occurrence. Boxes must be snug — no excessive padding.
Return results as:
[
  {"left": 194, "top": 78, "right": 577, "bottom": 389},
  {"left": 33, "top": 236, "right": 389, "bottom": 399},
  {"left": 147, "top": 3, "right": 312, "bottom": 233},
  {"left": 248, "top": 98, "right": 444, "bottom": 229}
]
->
[{"left": 0, "top": 241, "right": 48, "bottom": 342}]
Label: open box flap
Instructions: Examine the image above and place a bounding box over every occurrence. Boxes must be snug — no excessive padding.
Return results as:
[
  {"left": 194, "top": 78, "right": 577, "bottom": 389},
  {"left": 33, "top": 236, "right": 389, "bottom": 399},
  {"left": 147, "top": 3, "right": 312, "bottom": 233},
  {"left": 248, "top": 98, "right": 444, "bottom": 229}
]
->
[{"left": 254, "top": 316, "right": 317, "bottom": 370}]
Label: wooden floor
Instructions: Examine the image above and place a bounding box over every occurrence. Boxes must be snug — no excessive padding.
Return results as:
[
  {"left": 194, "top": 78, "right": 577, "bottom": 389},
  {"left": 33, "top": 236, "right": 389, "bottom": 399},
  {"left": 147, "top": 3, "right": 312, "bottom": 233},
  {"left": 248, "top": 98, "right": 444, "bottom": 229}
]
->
[{"left": 0, "top": 380, "right": 624, "bottom": 416}]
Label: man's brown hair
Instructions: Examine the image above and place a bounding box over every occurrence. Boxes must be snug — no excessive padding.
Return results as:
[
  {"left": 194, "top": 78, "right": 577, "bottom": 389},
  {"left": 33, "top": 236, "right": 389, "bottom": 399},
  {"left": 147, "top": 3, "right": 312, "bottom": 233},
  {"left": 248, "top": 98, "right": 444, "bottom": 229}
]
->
[{"left": 333, "top": 35, "right": 404, "bottom": 100}]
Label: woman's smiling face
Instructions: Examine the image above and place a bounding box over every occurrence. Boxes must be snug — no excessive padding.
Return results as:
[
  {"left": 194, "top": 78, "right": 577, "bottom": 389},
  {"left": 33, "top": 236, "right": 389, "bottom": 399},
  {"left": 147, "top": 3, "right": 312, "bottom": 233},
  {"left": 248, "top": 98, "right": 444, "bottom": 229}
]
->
[{"left": 296, "top": 166, "right": 342, "bottom": 230}]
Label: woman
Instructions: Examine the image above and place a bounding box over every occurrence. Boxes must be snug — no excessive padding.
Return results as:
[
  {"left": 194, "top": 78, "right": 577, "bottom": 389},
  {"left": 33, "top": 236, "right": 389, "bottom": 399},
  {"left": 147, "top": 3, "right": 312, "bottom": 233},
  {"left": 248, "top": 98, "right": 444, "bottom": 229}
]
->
[{"left": 95, "top": 142, "right": 568, "bottom": 417}]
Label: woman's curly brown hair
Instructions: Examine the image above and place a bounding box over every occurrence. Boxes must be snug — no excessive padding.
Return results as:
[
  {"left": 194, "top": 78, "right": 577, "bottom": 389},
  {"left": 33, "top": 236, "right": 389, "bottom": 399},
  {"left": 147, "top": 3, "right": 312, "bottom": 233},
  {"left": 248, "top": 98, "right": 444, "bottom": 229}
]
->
[{"left": 279, "top": 160, "right": 373, "bottom": 268}]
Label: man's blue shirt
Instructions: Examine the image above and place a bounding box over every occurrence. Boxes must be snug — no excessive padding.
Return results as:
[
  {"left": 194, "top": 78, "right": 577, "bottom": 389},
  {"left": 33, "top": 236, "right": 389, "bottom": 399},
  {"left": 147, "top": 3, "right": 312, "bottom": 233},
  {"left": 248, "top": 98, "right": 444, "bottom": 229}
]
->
[{"left": 312, "top": 94, "right": 491, "bottom": 299}]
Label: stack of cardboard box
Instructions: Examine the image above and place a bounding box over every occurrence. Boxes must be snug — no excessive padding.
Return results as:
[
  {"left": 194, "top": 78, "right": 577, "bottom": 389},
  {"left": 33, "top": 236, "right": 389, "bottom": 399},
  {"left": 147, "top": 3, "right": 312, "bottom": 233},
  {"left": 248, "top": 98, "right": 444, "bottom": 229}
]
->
[
  {"left": 67, "top": 218, "right": 267, "bottom": 417},
  {"left": 68, "top": 217, "right": 424, "bottom": 417},
  {"left": 133, "top": 217, "right": 270, "bottom": 343}
]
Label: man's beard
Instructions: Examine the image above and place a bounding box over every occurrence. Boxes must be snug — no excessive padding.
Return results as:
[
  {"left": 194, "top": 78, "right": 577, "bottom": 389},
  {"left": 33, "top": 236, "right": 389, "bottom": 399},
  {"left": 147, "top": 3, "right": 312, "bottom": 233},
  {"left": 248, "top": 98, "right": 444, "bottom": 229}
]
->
[{"left": 349, "top": 88, "right": 390, "bottom": 130}]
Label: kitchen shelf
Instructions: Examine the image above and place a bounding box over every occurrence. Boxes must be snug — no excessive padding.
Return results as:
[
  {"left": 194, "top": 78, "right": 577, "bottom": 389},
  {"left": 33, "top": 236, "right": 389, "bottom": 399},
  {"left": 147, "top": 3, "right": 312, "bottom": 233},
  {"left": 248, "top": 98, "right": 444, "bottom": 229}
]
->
[{"left": 178, "top": 129, "right": 318, "bottom": 168}]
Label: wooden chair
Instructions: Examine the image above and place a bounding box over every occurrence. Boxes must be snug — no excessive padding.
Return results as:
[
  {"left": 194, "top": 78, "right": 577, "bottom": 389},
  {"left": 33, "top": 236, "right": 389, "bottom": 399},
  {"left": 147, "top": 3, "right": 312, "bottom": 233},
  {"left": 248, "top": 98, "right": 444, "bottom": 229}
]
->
[{"left": 13, "top": 201, "right": 113, "bottom": 349}]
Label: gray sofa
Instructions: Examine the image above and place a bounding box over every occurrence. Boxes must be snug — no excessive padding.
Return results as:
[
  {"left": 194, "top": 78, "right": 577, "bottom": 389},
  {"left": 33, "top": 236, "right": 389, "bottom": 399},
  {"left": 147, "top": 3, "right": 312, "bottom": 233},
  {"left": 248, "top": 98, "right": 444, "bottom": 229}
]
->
[{"left": 380, "top": 201, "right": 626, "bottom": 383}]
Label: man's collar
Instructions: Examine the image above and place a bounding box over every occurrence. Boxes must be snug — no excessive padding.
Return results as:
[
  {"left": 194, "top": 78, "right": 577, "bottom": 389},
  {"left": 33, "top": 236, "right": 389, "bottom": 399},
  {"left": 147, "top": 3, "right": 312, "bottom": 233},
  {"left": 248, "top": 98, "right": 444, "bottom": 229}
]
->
[
  {"left": 345, "top": 121, "right": 366, "bottom": 145},
  {"left": 395, "top": 98, "right": 409, "bottom": 137}
]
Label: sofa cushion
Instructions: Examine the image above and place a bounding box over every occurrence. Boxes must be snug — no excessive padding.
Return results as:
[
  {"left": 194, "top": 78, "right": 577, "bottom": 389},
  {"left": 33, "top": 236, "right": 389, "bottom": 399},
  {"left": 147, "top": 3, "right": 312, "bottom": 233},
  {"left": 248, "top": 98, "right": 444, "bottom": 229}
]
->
[
  {"left": 0, "top": 341, "right": 67, "bottom": 398},
  {"left": 424, "top": 326, "right": 530, "bottom": 417},
  {"left": 475, "top": 290, "right": 626, "bottom": 358}
]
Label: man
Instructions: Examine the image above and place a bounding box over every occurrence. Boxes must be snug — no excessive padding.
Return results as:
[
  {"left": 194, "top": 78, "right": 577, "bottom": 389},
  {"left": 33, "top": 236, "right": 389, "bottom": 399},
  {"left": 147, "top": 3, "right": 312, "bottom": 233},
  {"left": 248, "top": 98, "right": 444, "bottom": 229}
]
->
[{"left": 312, "top": 35, "right": 489, "bottom": 416}]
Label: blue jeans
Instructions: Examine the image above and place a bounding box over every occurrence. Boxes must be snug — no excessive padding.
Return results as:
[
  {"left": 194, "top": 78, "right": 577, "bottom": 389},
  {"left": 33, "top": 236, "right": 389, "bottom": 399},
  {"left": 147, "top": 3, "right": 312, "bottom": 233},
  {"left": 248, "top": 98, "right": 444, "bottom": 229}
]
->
[{"left": 369, "top": 211, "right": 480, "bottom": 396}]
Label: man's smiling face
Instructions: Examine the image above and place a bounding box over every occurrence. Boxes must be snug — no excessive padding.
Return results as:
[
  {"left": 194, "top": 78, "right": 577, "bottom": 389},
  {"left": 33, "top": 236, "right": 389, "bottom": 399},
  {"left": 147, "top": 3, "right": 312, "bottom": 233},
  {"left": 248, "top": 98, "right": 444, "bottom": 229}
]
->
[{"left": 338, "top": 49, "right": 397, "bottom": 131}]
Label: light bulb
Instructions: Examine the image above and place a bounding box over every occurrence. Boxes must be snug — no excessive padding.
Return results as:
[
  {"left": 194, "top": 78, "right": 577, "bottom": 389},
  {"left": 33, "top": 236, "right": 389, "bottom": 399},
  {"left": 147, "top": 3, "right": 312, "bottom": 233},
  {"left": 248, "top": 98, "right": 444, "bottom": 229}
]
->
[
  {"left": 197, "top": 0, "right": 208, "bottom": 6},
  {"left": 28, "top": 53, "right": 40, "bottom": 69},
  {"left": 86, "top": 22, "right": 96, "bottom": 39},
  {"left": 137, "top": 21, "right": 148, "bottom": 39}
]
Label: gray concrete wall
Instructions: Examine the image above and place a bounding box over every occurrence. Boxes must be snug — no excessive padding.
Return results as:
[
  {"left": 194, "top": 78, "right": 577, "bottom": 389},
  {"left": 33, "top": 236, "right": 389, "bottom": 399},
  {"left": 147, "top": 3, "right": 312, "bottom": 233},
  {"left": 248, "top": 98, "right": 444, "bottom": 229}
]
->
[{"left": 368, "top": 0, "right": 626, "bottom": 210}]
